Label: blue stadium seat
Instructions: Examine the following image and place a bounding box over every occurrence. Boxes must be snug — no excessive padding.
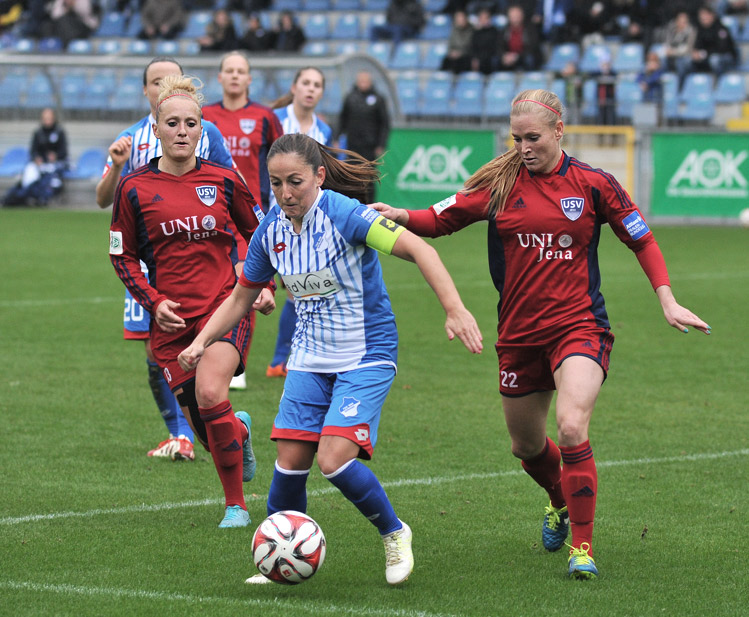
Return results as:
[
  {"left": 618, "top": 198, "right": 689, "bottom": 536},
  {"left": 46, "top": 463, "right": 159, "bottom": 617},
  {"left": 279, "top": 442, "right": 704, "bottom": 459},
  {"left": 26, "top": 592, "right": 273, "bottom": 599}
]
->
[
  {"left": 95, "top": 12, "right": 126, "bottom": 37},
  {"left": 304, "top": 14, "right": 331, "bottom": 39},
  {"left": 274, "top": 68, "right": 297, "bottom": 95},
  {"left": 452, "top": 81, "right": 484, "bottom": 118},
  {"left": 550, "top": 77, "right": 566, "bottom": 105},
  {"left": 613, "top": 42, "right": 644, "bottom": 73},
  {"left": 660, "top": 72, "right": 680, "bottom": 121},
  {"left": 318, "top": 76, "right": 342, "bottom": 115},
  {"left": 544, "top": 43, "right": 580, "bottom": 73},
  {"left": 38, "top": 37, "right": 64, "bottom": 53},
  {"left": 127, "top": 39, "right": 151, "bottom": 55},
  {"left": 422, "top": 41, "right": 448, "bottom": 70},
  {"left": 125, "top": 13, "right": 142, "bottom": 37},
  {"left": 13, "top": 38, "right": 36, "bottom": 53},
  {"left": 301, "top": 0, "right": 331, "bottom": 10},
  {"left": 424, "top": 0, "right": 447, "bottom": 10},
  {"left": 365, "top": 41, "right": 392, "bottom": 66},
  {"left": 579, "top": 43, "right": 612, "bottom": 73},
  {"left": 109, "top": 79, "right": 145, "bottom": 111},
  {"left": 397, "top": 82, "right": 420, "bottom": 116},
  {"left": 333, "top": 0, "right": 361, "bottom": 9},
  {"left": 79, "top": 81, "right": 111, "bottom": 111},
  {"left": 97, "top": 39, "right": 122, "bottom": 54},
  {"left": 25, "top": 75, "right": 55, "bottom": 108},
  {"left": 389, "top": 41, "right": 421, "bottom": 70},
  {"left": 679, "top": 91, "right": 714, "bottom": 122},
  {"left": 615, "top": 77, "right": 642, "bottom": 120},
  {"left": 680, "top": 73, "right": 714, "bottom": 101},
  {"left": 60, "top": 79, "right": 86, "bottom": 110},
  {"left": 516, "top": 71, "right": 548, "bottom": 93},
  {"left": 66, "top": 149, "right": 107, "bottom": 180},
  {"left": 154, "top": 40, "right": 180, "bottom": 55},
  {"left": 0, "top": 74, "right": 25, "bottom": 108},
  {"left": 713, "top": 72, "right": 746, "bottom": 104},
  {"left": 484, "top": 74, "right": 514, "bottom": 118},
  {"left": 361, "top": 0, "right": 389, "bottom": 9},
  {"left": 331, "top": 14, "right": 361, "bottom": 40},
  {"left": 334, "top": 41, "right": 362, "bottom": 56},
  {"left": 720, "top": 15, "right": 741, "bottom": 40},
  {"left": 67, "top": 38, "right": 93, "bottom": 54},
  {"left": 580, "top": 78, "right": 598, "bottom": 119},
  {"left": 181, "top": 40, "right": 200, "bottom": 55},
  {"left": 418, "top": 83, "right": 451, "bottom": 116},
  {"left": 180, "top": 11, "right": 211, "bottom": 38},
  {"left": 421, "top": 14, "right": 451, "bottom": 40},
  {"left": 302, "top": 41, "right": 330, "bottom": 56},
  {"left": 0, "top": 147, "right": 30, "bottom": 177},
  {"left": 455, "top": 71, "right": 484, "bottom": 91},
  {"left": 273, "top": 0, "right": 302, "bottom": 9}
]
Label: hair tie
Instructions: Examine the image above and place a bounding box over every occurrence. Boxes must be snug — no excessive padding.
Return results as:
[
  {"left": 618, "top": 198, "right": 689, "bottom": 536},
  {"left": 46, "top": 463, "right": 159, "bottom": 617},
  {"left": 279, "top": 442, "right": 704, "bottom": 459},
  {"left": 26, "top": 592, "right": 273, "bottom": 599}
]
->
[
  {"left": 513, "top": 99, "right": 561, "bottom": 117},
  {"left": 157, "top": 92, "right": 195, "bottom": 110}
]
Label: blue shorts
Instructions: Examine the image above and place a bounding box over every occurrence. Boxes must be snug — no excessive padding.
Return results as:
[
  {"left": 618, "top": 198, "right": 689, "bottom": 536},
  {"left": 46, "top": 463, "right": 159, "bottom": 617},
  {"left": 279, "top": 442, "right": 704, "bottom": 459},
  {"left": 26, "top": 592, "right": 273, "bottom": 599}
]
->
[{"left": 271, "top": 364, "right": 396, "bottom": 460}]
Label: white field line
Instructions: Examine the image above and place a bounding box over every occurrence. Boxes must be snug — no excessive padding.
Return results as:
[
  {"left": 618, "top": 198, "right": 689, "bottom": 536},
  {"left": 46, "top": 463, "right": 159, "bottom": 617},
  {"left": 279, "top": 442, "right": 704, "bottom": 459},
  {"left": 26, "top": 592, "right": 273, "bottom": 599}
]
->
[
  {"left": 0, "top": 580, "right": 454, "bottom": 617},
  {"left": 2, "top": 448, "right": 746, "bottom": 528}
]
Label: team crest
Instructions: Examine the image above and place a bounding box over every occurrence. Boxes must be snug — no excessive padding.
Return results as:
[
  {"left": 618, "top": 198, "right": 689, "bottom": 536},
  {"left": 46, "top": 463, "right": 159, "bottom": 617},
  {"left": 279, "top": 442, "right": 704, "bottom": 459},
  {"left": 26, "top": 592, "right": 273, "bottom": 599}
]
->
[
  {"left": 240, "top": 119, "right": 256, "bottom": 135},
  {"left": 196, "top": 185, "right": 217, "bottom": 206},
  {"left": 560, "top": 197, "right": 585, "bottom": 221}
]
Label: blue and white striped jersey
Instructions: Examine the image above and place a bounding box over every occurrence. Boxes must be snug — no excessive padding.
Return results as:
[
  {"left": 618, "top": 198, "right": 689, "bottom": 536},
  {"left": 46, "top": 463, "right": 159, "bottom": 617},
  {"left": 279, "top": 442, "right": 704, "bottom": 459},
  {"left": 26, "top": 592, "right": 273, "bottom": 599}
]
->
[
  {"left": 243, "top": 189, "right": 399, "bottom": 373},
  {"left": 101, "top": 114, "right": 233, "bottom": 177},
  {"left": 275, "top": 104, "right": 332, "bottom": 145}
]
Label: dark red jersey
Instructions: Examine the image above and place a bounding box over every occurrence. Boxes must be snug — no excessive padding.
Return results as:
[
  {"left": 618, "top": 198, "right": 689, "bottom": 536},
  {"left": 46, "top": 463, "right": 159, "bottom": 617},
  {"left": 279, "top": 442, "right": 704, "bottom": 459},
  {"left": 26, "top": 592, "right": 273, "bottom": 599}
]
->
[
  {"left": 109, "top": 158, "right": 263, "bottom": 320},
  {"left": 407, "top": 152, "right": 670, "bottom": 344},
  {"left": 202, "top": 100, "right": 283, "bottom": 214}
]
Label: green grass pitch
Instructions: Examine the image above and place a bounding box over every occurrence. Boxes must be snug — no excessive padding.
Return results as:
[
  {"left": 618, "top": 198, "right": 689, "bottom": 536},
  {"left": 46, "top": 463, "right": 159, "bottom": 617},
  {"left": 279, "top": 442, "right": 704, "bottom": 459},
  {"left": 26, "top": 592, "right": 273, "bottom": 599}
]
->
[{"left": 0, "top": 209, "right": 747, "bottom": 617}]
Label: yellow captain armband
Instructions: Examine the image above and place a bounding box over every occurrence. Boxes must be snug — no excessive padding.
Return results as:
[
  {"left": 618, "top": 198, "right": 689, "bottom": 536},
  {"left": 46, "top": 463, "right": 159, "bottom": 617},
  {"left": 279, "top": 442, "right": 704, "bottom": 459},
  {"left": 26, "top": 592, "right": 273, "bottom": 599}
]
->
[{"left": 365, "top": 214, "right": 406, "bottom": 255}]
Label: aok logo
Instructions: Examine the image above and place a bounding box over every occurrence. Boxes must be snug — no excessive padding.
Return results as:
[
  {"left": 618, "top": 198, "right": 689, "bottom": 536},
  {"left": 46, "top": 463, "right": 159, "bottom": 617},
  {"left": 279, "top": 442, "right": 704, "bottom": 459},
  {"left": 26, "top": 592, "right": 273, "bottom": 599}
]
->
[
  {"left": 667, "top": 149, "right": 748, "bottom": 198},
  {"left": 396, "top": 145, "right": 472, "bottom": 191}
]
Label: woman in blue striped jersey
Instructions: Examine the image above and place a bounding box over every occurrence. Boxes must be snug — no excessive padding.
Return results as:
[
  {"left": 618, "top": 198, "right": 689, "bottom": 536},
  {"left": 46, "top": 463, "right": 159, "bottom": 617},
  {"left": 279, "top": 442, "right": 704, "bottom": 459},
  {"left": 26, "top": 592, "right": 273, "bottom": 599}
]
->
[{"left": 179, "top": 133, "right": 483, "bottom": 586}]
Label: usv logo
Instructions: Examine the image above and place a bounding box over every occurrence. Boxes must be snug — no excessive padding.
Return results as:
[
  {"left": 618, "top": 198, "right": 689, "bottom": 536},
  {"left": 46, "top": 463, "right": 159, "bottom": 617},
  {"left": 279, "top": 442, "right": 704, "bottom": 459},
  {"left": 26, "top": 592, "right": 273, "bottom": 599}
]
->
[
  {"left": 196, "top": 185, "right": 217, "bottom": 206},
  {"left": 667, "top": 149, "right": 748, "bottom": 198},
  {"left": 397, "top": 145, "right": 472, "bottom": 192}
]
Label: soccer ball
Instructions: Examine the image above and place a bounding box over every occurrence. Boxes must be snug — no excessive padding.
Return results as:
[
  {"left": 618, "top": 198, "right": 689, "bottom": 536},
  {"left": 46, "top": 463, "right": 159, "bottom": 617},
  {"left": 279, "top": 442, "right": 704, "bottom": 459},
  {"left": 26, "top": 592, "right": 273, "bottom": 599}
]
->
[
  {"left": 251, "top": 511, "right": 326, "bottom": 584},
  {"left": 739, "top": 208, "right": 749, "bottom": 228}
]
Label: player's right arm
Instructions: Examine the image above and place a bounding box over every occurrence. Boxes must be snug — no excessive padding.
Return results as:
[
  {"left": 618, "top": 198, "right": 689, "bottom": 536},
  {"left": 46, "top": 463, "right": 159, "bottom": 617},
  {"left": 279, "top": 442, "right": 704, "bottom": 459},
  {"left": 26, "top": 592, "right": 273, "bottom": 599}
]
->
[{"left": 96, "top": 135, "right": 132, "bottom": 208}]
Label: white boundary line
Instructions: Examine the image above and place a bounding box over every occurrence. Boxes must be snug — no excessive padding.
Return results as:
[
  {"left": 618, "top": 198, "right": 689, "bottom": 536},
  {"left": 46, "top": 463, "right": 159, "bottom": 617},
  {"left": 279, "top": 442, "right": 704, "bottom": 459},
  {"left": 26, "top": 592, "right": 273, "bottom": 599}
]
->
[
  {"left": 0, "top": 580, "right": 452, "bottom": 617},
  {"left": 2, "top": 448, "right": 746, "bottom": 527}
]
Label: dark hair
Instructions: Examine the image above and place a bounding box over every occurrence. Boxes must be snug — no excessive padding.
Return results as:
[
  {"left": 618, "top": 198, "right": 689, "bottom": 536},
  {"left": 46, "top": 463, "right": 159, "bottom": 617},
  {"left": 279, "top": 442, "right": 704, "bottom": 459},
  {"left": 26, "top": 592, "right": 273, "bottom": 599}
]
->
[
  {"left": 142, "top": 57, "right": 184, "bottom": 86},
  {"left": 268, "top": 133, "right": 380, "bottom": 202},
  {"left": 271, "top": 66, "right": 326, "bottom": 110}
]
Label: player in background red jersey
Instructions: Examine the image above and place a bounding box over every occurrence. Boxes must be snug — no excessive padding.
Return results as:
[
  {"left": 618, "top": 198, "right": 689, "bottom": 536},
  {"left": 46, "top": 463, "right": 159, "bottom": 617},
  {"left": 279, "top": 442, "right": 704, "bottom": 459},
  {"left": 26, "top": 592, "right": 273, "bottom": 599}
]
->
[
  {"left": 372, "top": 89, "right": 710, "bottom": 580},
  {"left": 203, "top": 50, "right": 283, "bottom": 390},
  {"left": 109, "top": 75, "right": 276, "bottom": 528}
]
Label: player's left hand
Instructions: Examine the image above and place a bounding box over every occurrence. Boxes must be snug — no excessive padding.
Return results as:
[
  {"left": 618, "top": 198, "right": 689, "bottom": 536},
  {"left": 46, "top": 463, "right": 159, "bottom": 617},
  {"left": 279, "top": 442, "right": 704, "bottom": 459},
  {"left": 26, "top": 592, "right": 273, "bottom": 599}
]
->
[
  {"left": 154, "top": 299, "right": 186, "bottom": 333},
  {"left": 445, "top": 307, "right": 484, "bottom": 354}
]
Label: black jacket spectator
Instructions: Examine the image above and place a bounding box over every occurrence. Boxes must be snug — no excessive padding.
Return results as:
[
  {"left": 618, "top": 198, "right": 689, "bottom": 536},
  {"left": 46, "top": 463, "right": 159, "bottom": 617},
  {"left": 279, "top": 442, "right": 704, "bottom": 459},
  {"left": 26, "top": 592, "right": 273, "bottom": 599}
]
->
[
  {"left": 239, "top": 14, "right": 272, "bottom": 52},
  {"left": 691, "top": 6, "right": 739, "bottom": 74}
]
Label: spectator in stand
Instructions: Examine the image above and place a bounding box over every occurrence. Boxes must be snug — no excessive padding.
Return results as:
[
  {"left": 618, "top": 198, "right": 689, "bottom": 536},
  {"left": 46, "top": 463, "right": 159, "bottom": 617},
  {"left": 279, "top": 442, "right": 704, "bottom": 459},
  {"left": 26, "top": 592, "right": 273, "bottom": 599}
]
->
[
  {"left": 271, "top": 10, "right": 306, "bottom": 52},
  {"left": 498, "top": 4, "right": 541, "bottom": 72},
  {"left": 568, "top": 0, "right": 615, "bottom": 47},
  {"left": 198, "top": 8, "right": 238, "bottom": 52},
  {"left": 557, "top": 60, "right": 582, "bottom": 124},
  {"left": 337, "top": 70, "right": 390, "bottom": 203},
  {"left": 637, "top": 51, "right": 664, "bottom": 103},
  {"left": 2, "top": 107, "right": 68, "bottom": 207},
  {"left": 663, "top": 11, "right": 696, "bottom": 85},
  {"left": 40, "top": 0, "right": 99, "bottom": 47},
  {"left": 238, "top": 13, "right": 273, "bottom": 52},
  {"left": 691, "top": 5, "right": 738, "bottom": 75},
  {"left": 440, "top": 10, "right": 474, "bottom": 74},
  {"left": 593, "top": 53, "right": 616, "bottom": 126},
  {"left": 538, "top": 0, "right": 573, "bottom": 44},
  {"left": 138, "top": 0, "right": 185, "bottom": 40},
  {"left": 470, "top": 8, "right": 501, "bottom": 75},
  {"left": 369, "top": 0, "right": 425, "bottom": 48}
]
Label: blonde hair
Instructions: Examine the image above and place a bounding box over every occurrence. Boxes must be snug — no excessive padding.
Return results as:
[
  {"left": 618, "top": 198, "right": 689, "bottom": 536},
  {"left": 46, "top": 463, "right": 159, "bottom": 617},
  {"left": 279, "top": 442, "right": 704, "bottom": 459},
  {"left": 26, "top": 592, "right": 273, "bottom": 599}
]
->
[
  {"left": 465, "top": 89, "right": 564, "bottom": 218},
  {"left": 155, "top": 74, "right": 204, "bottom": 121}
]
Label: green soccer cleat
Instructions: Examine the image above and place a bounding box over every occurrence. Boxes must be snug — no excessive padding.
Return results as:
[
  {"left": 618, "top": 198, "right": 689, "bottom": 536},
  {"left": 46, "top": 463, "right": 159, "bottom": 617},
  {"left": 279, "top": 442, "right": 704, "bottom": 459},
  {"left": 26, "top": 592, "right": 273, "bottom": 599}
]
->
[
  {"left": 568, "top": 542, "right": 598, "bottom": 580},
  {"left": 218, "top": 505, "right": 250, "bottom": 529},
  {"left": 235, "top": 411, "right": 256, "bottom": 482},
  {"left": 542, "top": 502, "right": 569, "bottom": 551}
]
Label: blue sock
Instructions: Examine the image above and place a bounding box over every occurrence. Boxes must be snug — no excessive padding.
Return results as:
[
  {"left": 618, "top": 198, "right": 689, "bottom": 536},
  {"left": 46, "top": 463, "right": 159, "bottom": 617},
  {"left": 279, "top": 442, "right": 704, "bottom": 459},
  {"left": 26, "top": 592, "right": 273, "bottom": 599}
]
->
[
  {"left": 324, "top": 459, "right": 401, "bottom": 535},
  {"left": 270, "top": 299, "right": 295, "bottom": 367},
  {"left": 147, "top": 360, "right": 193, "bottom": 442},
  {"left": 267, "top": 462, "right": 310, "bottom": 515}
]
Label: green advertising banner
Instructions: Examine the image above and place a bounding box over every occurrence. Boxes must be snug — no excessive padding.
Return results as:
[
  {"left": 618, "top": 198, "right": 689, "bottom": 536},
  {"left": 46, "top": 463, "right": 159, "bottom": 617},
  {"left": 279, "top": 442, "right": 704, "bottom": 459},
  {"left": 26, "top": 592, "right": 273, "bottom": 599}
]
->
[
  {"left": 378, "top": 128, "right": 496, "bottom": 209},
  {"left": 651, "top": 132, "right": 749, "bottom": 218}
]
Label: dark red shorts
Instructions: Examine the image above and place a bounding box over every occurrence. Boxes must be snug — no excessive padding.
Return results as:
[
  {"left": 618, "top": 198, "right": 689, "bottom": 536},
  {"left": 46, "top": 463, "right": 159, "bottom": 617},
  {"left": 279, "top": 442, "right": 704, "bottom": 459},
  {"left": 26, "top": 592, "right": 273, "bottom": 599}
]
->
[
  {"left": 150, "top": 309, "right": 255, "bottom": 393},
  {"left": 495, "top": 324, "right": 614, "bottom": 397}
]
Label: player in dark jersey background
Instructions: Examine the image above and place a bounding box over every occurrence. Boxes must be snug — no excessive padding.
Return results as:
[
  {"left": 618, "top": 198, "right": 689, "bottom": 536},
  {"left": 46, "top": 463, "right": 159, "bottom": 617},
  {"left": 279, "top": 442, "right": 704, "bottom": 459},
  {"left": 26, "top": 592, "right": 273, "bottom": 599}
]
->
[
  {"left": 372, "top": 89, "right": 710, "bottom": 580},
  {"left": 109, "top": 74, "right": 275, "bottom": 529},
  {"left": 202, "top": 50, "right": 284, "bottom": 390}
]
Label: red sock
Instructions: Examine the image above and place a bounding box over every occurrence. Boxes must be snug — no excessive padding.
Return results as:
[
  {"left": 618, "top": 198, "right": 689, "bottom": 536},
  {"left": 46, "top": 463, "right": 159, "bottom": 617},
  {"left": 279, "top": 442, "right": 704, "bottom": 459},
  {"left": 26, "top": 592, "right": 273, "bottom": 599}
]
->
[
  {"left": 199, "top": 400, "right": 245, "bottom": 509},
  {"left": 560, "top": 440, "right": 597, "bottom": 554},
  {"left": 521, "top": 437, "right": 565, "bottom": 508}
]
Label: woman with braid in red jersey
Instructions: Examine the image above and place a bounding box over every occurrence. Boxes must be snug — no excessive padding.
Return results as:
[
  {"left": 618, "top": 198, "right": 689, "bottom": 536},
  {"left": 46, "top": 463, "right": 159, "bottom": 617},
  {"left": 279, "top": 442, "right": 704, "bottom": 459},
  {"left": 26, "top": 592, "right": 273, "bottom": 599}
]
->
[{"left": 372, "top": 89, "right": 710, "bottom": 580}]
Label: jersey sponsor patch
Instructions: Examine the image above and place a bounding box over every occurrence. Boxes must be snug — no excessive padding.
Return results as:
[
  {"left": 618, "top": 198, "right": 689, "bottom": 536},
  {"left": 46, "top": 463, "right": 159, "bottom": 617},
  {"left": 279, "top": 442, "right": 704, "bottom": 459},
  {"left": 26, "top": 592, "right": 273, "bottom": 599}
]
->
[
  {"left": 560, "top": 196, "right": 585, "bottom": 221},
  {"left": 196, "top": 185, "right": 217, "bottom": 206},
  {"left": 282, "top": 267, "right": 340, "bottom": 299},
  {"left": 622, "top": 211, "right": 650, "bottom": 240},
  {"left": 109, "top": 230, "right": 123, "bottom": 255},
  {"left": 433, "top": 194, "right": 457, "bottom": 215}
]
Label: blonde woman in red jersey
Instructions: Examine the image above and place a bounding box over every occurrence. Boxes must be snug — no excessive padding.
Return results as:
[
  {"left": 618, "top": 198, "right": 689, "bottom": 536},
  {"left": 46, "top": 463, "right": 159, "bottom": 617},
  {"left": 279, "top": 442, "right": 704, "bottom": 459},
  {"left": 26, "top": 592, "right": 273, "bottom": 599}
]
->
[
  {"left": 372, "top": 89, "right": 710, "bottom": 580},
  {"left": 110, "top": 75, "right": 276, "bottom": 529}
]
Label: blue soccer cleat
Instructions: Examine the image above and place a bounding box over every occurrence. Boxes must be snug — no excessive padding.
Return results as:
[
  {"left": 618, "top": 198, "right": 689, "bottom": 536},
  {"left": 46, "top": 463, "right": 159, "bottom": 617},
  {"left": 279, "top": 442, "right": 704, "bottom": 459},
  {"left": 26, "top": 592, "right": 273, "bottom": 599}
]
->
[
  {"left": 235, "top": 411, "right": 256, "bottom": 482},
  {"left": 542, "top": 502, "right": 569, "bottom": 551},
  {"left": 218, "top": 505, "right": 250, "bottom": 529},
  {"left": 568, "top": 542, "right": 598, "bottom": 580}
]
